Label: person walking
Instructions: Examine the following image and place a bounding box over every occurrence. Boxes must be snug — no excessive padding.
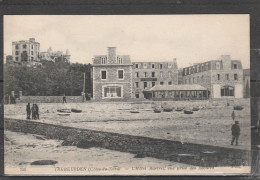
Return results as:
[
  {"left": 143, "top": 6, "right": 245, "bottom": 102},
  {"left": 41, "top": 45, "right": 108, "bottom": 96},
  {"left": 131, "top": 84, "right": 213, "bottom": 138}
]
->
[
  {"left": 231, "top": 111, "right": 235, "bottom": 121},
  {"left": 35, "top": 104, "right": 39, "bottom": 120},
  {"left": 231, "top": 121, "right": 240, "bottom": 146},
  {"left": 63, "top": 94, "right": 67, "bottom": 103},
  {"left": 26, "top": 103, "right": 31, "bottom": 120}
]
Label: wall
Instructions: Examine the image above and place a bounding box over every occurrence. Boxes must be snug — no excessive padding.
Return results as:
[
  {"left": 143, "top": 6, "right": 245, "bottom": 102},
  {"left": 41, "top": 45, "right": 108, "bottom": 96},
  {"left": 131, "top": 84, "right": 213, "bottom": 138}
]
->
[
  {"left": 132, "top": 61, "right": 178, "bottom": 99},
  {"left": 16, "top": 96, "right": 83, "bottom": 103},
  {"left": 93, "top": 65, "right": 132, "bottom": 100},
  {"left": 5, "top": 118, "right": 250, "bottom": 167}
]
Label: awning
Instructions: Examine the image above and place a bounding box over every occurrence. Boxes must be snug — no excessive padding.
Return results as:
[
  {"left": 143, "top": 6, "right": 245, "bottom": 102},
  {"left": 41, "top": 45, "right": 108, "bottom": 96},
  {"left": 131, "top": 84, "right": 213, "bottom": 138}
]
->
[{"left": 144, "top": 84, "right": 208, "bottom": 92}]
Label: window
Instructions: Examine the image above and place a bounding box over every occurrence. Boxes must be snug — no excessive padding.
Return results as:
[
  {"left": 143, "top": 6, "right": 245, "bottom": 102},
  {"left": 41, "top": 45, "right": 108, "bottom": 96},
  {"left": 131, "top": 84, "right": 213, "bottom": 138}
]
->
[
  {"left": 168, "top": 71, "right": 172, "bottom": 78},
  {"left": 205, "top": 63, "right": 208, "bottom": 70},
  {"left": 193, "top": 77, "right": 195, "bottom": 83},
  {"left": 197, "top": 65, "right": 200, "bottom": 72},
  {"left": 160, "top": 72, "right": 163, "bottom": 78},
  {"left": 168, "top": 81, "right": 172, "bottom": 85},
  {"left": 31, "top": 57, "right": 34, "bottom": 61},
  {"left": 234, "top": 74, "right": 238, "bottom": 80},
  {"left": 226, "top": 74, "right": 229, "bottom": 80},
  {"left": 184, "top": 68, "right": 187, "bottom": 75},
  {"left": 160, "top": 64, "right": 163, "bottom": 69},
  {"left": 221, "top": 86, "right": 234, "bottom": 96},
  {"left": 101, "top": 71, "right": 107, "bottom": 79},
  {"left": 135, "top": 64, "right": 139, "bottom": 68},
  {"left": 185, "top": 79, "right": 187, "bottom": 84},
  {"left": 15, "top": 51, "right": 19, "bottom": 55},
  {"left": 144, "top": 82, "right": 147, "bottom": 89},
  {"left": 135, "top": 93, "right": 139, "bottom": 98},
  {"left": 101, "top": 57, "right": 107, "bottom": 64},
  {"left": 189, "top": 78, "right": 191, "bottom": 84},
  {"left": 15, "top": 57, "right": 18, "bottom": 61},
  {"left": 197, "top": 76, "right": 200, "bottom": 83},
  {"left": 104, "top": 86, "right": 122, "bottom": 98},
  {"left": 234, "top": 64, "right": 237, "bottom": 69},
  {"left": 31, "top": 45, "right": 33, "bottom": 49},
  {"left": 168, "top": 63, "right": 172, "bottom": 68},
  {"left": 189, "top": 67, "right": 191, "bottom": 74},
  {"left": 152, "top": 64, "right": 155, "bottom": 68},
  {"left": 160, "top": 82, "right": 164, "bottom": 85},
  {"left": 31, "top": 51, "right": 33, "bottom": 55},
  {"left": 15, "top": 45, "right": 19, "bottom": 49},
  {"left": 117, "top": 57, "right": 123, "bottom": 64},
  {"left": 23, "top": 44, "right": 27, "bottom": 49},
  {"left": 217, "top": 74, "right": 220, "bottom": 80},
  {"left": 152, "top": 72, "right": 155, "bottom": 77},
  {"left": 135, "top": 82, "right": 139, "bottom": 87},
  {"left": 201, "top": 64, "right": 204, "bottom": 71},
  {"left": 143, "top": 63, "right": 147, "bottom": 69},
  {"left": 216, "top": 63, "right": 220, "bottom": 70},
  {"left": 136, "top": 72, "right": 139, "bottom": 78},
  {"left": 118, "top": 70, "right": 124, "bottom": 79},
  {"left": 152, "top": 82, "right": 156, "bottom": 87},
  {"left": 144, "top": 72, "right": 147, "bottom": 77}
]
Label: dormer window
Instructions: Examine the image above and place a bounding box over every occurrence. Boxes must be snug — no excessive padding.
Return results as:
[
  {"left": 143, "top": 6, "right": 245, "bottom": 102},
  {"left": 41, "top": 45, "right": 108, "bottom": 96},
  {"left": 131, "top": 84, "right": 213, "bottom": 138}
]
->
[
  {"left": 197, "top": 65, "right": 200, "bottom": 72},
  {"left": 101, "top": 57, "right": 107, "bottom": 64},
  {"left": 143, "top": 63, "right": 147, "bottom": 69},
  {"left": 168, "top": 63, "right": 172, "bottom": 68},
  {"left": 117, "top": 57, "right": 123, "bottom": 64},
  {"left": 216, "top": 63, "right": 220, "bottom": 70},
  {"left": 135, "top": 64, "right": 139, "bottom": 68},
  {"left": 234, "top": 63, "right": 237, "bottom": 69},
  {"left": 152, "top": 63, "right": 155, "bottom": 68}
]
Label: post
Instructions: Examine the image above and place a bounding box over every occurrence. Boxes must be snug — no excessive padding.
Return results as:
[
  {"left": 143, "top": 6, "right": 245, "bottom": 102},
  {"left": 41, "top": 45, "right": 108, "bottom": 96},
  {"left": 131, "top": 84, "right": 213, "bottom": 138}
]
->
[{"left": 82, "top": 72, "right": 86, "bottom": 102}]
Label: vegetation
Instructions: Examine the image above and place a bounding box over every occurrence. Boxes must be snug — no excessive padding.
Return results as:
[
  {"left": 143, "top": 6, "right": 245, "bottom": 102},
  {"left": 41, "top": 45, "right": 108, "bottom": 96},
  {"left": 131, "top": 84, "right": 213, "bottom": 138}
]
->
[{"left": 4, "top": 58, "right": 92, "bottom": 97}]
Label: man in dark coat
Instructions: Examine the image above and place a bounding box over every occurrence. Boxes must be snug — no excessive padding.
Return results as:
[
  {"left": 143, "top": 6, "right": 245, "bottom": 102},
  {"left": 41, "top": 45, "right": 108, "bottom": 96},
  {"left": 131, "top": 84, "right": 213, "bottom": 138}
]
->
[
  {"left": 63, "top": 94, "right": 67, "bottom": 103},
  {"left": 35, "top": 104, "right": 39, "bottom": 120},
  {"left": 231, "top": 121, "right": 240, "bottom": 146},
  {"left": 26, "top": 103, "right": 31, "bottom": 120}
]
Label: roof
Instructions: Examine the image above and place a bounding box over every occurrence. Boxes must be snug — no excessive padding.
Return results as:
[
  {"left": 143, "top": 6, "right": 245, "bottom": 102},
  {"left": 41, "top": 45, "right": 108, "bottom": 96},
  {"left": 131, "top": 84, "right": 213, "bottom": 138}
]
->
[{"left": 144, "top": 84, "right": 207, "bottom": 91}]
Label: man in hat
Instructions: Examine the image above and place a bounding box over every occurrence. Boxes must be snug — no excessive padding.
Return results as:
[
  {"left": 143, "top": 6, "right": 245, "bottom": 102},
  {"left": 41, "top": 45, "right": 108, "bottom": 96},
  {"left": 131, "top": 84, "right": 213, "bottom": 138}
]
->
[
  {"left": 231, "top": 121, "right": 240, "bottom": 146},
  {"left": 26, "top": 103, "right": 31, "bottom": 120}
]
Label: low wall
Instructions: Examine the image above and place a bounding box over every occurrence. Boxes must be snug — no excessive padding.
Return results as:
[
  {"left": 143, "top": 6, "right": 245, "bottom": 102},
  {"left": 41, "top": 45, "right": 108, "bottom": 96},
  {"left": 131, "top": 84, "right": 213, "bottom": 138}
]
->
[
  {"left": 4, "top": 118, "right": 250, "bottom": 167},
  {"left": 17, "top": 96, "right": 84, "bottom": 103}
]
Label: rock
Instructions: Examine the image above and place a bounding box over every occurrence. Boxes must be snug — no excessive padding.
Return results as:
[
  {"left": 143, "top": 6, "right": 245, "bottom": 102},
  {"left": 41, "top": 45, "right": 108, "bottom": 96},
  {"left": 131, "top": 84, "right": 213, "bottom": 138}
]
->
[{"left": 31, "top": 160, "right": 58, "bottom": 165}]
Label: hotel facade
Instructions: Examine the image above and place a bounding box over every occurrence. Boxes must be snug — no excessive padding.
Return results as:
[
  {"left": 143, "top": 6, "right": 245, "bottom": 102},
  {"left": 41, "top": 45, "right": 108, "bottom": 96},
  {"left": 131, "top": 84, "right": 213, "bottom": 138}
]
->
[
  {"left": 92, "top": 48, "right": 244, "bottom": 100},
  {"left": 92, "top": 47, "right": 133, "bottom": 100},
  {"left": 180, "top": 55, "right": 244, "bottom": 98}
]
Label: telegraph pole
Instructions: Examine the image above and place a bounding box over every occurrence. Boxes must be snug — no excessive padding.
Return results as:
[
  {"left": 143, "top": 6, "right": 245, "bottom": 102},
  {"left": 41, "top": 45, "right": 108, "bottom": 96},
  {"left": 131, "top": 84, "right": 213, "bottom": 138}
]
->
[{"left": 82, "top": 72, "right": 86, "bottom": 102}]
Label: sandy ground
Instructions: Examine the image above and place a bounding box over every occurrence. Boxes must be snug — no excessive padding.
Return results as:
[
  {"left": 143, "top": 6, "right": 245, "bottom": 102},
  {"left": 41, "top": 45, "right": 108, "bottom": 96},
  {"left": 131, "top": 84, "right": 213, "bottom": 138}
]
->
[
  {"left": 5, "top": 130, "right": 195, "bottom": 175},
  {"left": 4, "top": 100, "right": 251, "bottom": 150}
]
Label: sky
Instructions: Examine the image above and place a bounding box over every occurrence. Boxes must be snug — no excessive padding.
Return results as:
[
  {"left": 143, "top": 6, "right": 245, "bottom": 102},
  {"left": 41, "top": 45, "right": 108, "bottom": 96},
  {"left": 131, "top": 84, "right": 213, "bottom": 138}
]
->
[{"left": 4, "top": 15, "right": 250, "bottom": 68}]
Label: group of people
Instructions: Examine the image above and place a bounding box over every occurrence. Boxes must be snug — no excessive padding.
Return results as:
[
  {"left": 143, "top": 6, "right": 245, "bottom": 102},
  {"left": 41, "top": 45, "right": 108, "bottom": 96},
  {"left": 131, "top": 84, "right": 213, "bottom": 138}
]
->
[{"left": 26, "top": 103, "right": 39, "bottom": 120}]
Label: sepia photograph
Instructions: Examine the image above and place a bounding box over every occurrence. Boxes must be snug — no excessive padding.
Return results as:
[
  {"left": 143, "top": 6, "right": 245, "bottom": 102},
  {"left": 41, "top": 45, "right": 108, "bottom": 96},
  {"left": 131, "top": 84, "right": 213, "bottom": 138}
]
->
[{"left": 3, "top": 15, "right": 251, "bottom": 175}]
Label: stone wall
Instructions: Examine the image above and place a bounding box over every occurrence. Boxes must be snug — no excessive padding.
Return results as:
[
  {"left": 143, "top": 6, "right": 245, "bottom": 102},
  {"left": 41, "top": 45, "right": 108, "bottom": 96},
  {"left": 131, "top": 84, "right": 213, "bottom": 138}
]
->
[
  {"left": 5, "top": 118, "right": 250, "bottom": 167},
  {"left": 16, "top": 96, "right": 83, "bottom": 103},
  {"left": 93, "top": 65, "right": 132, "bottom": 100}
]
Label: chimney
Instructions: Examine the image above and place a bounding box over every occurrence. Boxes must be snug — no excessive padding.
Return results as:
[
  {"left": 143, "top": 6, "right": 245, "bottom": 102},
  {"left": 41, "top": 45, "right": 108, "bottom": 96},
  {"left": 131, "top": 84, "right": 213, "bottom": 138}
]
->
[
  {"left": 221, "top": 55, "right": 231, "bottom": 70},
  {"left": 107, "top": 47, "right": 116, "bottom": 64},
  {"left": 29, "top": 38, "right": 35, "bottom": 42}
]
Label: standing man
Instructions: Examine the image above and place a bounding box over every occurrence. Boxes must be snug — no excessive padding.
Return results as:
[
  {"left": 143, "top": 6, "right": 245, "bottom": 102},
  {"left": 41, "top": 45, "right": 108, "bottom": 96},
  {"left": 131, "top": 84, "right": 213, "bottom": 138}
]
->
[
  {"left": 231, "top": 121, "right": 240, "bottom": 146},
  {"left": 26, "top": 103, "right": 31, "bottom": 120},
  {"left": 63, "top": 94, "right": 67, "bottom": 103},
  {"left": 231, "top": 111, "right": 235, "bottom": 121},
  {"left": 35, "top": 104, "right": 39, "bottom": 120}
]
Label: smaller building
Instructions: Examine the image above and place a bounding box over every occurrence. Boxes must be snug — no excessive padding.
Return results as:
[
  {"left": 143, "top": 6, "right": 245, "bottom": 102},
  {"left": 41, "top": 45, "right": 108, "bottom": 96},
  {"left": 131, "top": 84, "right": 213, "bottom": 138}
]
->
[
  {"left": 40, "top": 47, "right": 71, "bottom": 62},
  {"left": 12, "top": 38, "right": 40, "bottom": 64},
  {"left": 144, "top": 84, "right": 209, "bottom": 100}
]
